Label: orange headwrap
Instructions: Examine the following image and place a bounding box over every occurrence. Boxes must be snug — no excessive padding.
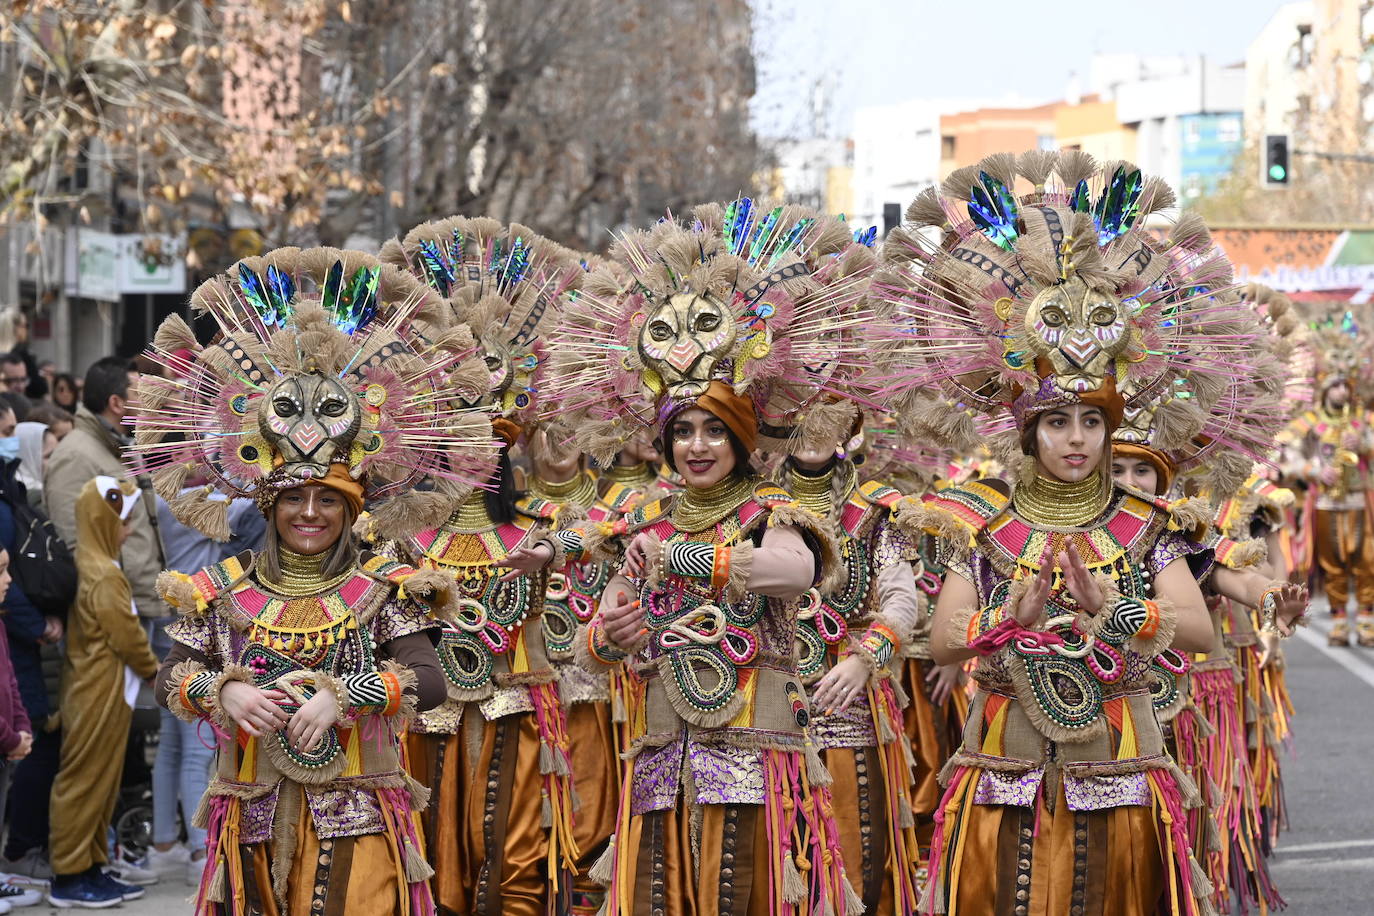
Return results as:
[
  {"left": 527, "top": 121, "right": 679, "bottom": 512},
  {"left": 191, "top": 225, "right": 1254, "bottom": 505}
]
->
[
  {"left": 1112, "top": 442, "right": 1176, "bottom": 494},
  {"left": 491, "top": 417, "right": 523, "bottom": 448},
  {"left": 685, "top": 380, "right": 759, "bottom": 453},
  {"left": 314, "top": 463, "right": 366, "bottom": 515}
]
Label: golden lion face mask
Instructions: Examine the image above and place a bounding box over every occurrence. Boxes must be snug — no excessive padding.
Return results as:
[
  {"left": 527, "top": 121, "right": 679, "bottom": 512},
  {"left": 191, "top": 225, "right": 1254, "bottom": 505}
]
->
[
  {"left": 260, "top": 371, "right": 362, "bottom": 481},
  {"left": 1024, "top": 277, "right": 1129, "bottom": 393},
  {"left": 638, "top": 292, "right": 737, "bottom": 398}
]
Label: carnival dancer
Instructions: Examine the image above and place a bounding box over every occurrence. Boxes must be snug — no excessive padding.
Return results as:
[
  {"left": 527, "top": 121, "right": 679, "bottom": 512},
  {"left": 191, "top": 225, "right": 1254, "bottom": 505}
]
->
[
  {"left": 380, "top": 217, "right": 584, "bottom": 916},
  {"left": 1282, "top": 311, "right": 1374, "bottom": 646},
  {"left": 542, "top": 201, "right": 874, "bottom": 915},
  {"left": 856, "top": 428, "right": 971, "bottom": 868},
  {"left": 874, "top": 151, "right": 1303, "bottom": 915},
  {"left": 137, "top": 247, "right": 497, "bottom": 916},
  {"left": 774, "top": 419, "right": 924, "bottom": 914}
]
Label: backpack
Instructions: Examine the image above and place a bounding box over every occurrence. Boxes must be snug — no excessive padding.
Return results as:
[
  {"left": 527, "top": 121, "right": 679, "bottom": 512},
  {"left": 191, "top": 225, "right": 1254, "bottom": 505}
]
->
[{"left": 0, "top": 464, "right": 77, "bottom": 616}]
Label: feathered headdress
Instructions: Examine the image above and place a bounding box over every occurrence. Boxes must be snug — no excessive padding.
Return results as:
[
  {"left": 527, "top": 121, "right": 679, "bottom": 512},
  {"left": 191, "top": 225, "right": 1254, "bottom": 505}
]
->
[
  {"left": 381, "top": 216, "right": 581, "bottom": 435},
  {"left": 871, "top": 150, "right": 1283, "bottom": 494},
  {"left": 543, "top": 200, "right": 878, "bottom": 463},
  {"left": 1305, "top": 306, "right": 1369, "bottom": 400},
  {"left": 130, "top": 247, "right": 498, "bottom": 540}
]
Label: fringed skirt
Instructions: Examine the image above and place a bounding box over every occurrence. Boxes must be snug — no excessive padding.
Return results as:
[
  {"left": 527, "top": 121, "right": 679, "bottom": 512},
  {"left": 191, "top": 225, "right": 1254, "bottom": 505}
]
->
[
  {"left": 593, "top": 749, "right": 860, "bottom": 916},
  {"left": 197, "top": 784, "right": 431, "bottom": 916},
  {"left": 923, "top": 768, "right": 1214, "bottom": 916}
]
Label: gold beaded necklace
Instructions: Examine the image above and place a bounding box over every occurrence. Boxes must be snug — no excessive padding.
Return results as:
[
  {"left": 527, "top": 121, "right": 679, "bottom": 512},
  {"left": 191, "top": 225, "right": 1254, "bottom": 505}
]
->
[
  {"left": 786, "top": 465, "right": 836, "bottom": 518},
  {"left": 260, "top": 547, "right": 353, "bottom": 597},
  {"left": 603, "top": 462, "right": 657, "bottom": 488},
  {"left": 671, "top": 474, "right": 756, "bottom": 533},
  {"left": 529, "top": 471, "right": 597, "bottom": 510},
  {"left": 1014, "top": 468, "right": 1112, "bottom": 529},
  {"left": 447, "top": 490, "right": 496, "bottom": 533}
]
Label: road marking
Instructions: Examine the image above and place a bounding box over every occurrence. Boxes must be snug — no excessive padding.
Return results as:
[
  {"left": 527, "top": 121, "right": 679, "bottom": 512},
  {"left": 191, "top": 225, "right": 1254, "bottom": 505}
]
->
[
  {"left": 1270, "top": 855, "right": 1374, "bottom": 871},
  {"left": 1277, "top": 838, "right": 1374, "bottom": 854},
  {"left": 1291, "top": 625, "right": 1374, "bottom": 691}
]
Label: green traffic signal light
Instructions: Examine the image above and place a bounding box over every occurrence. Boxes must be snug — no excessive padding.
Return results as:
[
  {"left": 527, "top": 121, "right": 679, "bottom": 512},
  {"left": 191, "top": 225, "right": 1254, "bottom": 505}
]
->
[{"left": 1269, "top": 163, "right": 1287, "bottom": 182}]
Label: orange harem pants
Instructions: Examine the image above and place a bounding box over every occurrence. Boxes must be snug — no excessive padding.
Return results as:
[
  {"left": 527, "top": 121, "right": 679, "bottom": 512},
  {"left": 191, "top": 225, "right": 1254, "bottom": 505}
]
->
[
  {"left": 613, "top": 801, "right": 773, "bottom": 916},
  {"left": 227, "top": 787, "right": 411, "bottom": 916},
  {"left": 926, "top": 780, "right": 1167, "bottom": 916},
  {"left": 1314, "top": 508, "right": 1374, "bottom": 611},
  {"left": 902, "top": 657, "right": 969, "bottom": 854}
]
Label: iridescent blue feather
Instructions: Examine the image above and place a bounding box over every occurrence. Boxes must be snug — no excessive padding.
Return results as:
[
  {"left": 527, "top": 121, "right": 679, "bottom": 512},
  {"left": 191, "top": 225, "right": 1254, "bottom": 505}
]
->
[{"left": 967, "top": 171, "right": 1019, "bottom": 251}]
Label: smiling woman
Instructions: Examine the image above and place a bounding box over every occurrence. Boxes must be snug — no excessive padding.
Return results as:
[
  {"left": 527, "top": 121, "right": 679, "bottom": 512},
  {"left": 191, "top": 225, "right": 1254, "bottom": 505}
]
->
[{"left": 135, "top": 245, "right": 497, "bottom": 916}]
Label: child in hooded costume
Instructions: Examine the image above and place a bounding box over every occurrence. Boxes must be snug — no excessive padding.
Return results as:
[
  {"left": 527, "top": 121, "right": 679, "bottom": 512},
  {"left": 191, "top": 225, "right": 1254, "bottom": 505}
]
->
[{"left": 48, "top": 476, "right": 159, "bottom": 906}]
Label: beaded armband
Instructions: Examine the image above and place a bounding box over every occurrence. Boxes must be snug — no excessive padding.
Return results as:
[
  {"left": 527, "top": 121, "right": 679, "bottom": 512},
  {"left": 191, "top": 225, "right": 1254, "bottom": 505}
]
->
[
  {"left": 585, "top": 618, "right": 628, "bottom": 665},
  {"left": 178, "top": 669, "right": 219, "bottom": 719},
  {"left": 339, "top": 671, "right": 405, "bottom": 717},
  {"left": 966, "top": 602, "right": 1009, "bottom": 646},
  {"left": 545, "top": 529, "right": 585, "bottom": 567}
]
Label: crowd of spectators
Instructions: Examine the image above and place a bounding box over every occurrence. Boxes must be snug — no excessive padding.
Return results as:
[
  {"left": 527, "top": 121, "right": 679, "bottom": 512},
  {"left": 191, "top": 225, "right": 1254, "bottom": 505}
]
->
[{"left": 0, "top": 305, "right": 264, "bottom": 909}]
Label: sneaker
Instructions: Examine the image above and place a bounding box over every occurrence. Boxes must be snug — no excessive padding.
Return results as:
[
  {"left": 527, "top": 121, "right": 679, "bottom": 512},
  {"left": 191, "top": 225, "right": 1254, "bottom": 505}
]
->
[
  {"left": 45, "top": 872, "right": 122, "bottom": 909},
  {"left": 0, "top": 881, "right": 41, "bottom": 907},
  {"left": 94, "top": 869, "right": 144, "bottom": 902},
  {"left": 145, "top": 844, "right": 191, "bottom": 878},
  {"left": 0, "top": 851, "right": 52, "bottom": 887},
  {"left": 105, "top": 853, "right": 158, "bottom": 887},
  {"left": 1329, "top": 617, "right": 1351, "bottom": 646},
  {"left": 186, "top": 855, "right": 207, "bottom": 888},
  {"left": 1356, "top": 613, "right": 1374, "bottom": 648}
]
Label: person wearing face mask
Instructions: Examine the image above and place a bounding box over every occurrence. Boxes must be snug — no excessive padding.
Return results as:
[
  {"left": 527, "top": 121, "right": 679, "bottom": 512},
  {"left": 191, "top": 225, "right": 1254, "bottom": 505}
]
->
[
  {"left": 139, "top": 247, "right": 494, "bottom": 916},
  {"left": 13, "top": 421, "right": 54, "bottom": 507},
  {"left": 875, "top": 151, "right": 1309, "bottom": 915},
  {"left": 538, "top": 202, "right": 877, "bottom": 915}
]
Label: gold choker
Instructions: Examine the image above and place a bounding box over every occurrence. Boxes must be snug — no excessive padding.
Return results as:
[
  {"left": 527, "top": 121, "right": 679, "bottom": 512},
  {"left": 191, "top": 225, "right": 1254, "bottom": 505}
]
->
[
  {"left": 604, "top": 462, "right": 657, "bottom": 488},
  {"left": 261, "top": 547, "right": 353, "bottom": 597},
  {"left": 447, "top": 490, "right": 495, "bottom": 532},
  {"left": 529, "top": 471, "right": 596, "bottom": 509},
  {"left": 786, "top": 466, "right": 837, "bottom": 518},
  {"left": 672, "top": 474, "right": 756, "bottom": 532},
  {"left": 1014, "top": 469, "right": 1111, "bottom": 529}
]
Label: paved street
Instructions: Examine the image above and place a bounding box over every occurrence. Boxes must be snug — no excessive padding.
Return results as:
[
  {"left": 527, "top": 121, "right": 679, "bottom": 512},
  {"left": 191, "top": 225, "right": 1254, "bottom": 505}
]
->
[{"left": 27, "top": 601, "right": 1374, "bottom": 915}]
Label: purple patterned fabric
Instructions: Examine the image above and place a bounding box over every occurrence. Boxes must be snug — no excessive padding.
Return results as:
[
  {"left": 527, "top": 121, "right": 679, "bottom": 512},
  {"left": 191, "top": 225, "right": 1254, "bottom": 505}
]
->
[
  {"left": 809, "top": 695, "right": 877, "bottom": 750},
  {"left": 630, "top": 740, "right": 684, "bottom": 815},
  {"left": 689, "top": 742, "right": 766, "bottom": 806},
  {"left": 1062, "top": 772, "right": 1152, "bottom": 810},
  {"left": 239, "top": 782, "right": 282, "bottom": 844},
  {"left": 973, "top": 767, "right": 1044, "bottom": 806},
  {"left": 305, "top": 779, "right": 388, "bottom": 838}
]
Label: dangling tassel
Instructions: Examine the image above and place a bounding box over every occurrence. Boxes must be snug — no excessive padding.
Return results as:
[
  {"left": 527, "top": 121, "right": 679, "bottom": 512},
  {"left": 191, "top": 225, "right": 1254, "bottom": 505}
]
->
[
  {"left": 205, "top": 858, "right": 227, "bottom": 903},
  {"left": 804, "top": 739, "right": 833, "bottom": 787},
  {"left": 588, "top": 836, "right": 617, "bottom": 887},
  {"left": 841, "top": 872, "right": 867, "bottom": 915},
  {"left": 542, "top": 792, "right": 554, "bottom": 828},
  {"left": 898, "top": 796, "right": 915, "bottom": 829},
  {"left": 781, "top": 854, "right": 807, "bottom": 904},
  {"left": 403, "top": 837, "right": 435, "bottom": 883},
  {"left": 877, "top": 709, "right": 897, "bottom": 745}
]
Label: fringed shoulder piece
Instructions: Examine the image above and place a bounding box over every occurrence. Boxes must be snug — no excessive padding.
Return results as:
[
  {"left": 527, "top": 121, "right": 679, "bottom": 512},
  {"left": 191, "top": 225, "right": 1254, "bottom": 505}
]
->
[
  {"left": 157, "top": 551, "right": 254, "bottom": 616},
  {"left": 892, "top": 478, "right": 1011, "bottom": 553},
  {"left": 857, "top": 479, "right": 904, "bottom": 509}
]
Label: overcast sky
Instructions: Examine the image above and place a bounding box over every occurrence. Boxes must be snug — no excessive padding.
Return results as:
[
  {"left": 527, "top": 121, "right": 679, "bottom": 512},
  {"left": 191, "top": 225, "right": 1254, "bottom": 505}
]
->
[{"left": 751, "top": 0, "right": 1294, "bottom": 137}]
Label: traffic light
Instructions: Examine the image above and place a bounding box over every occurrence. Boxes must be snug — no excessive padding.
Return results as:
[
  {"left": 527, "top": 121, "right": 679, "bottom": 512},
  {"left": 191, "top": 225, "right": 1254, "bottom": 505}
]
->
[{"left": 1264, "top": 134, "right": 1290, "bottom": 187}]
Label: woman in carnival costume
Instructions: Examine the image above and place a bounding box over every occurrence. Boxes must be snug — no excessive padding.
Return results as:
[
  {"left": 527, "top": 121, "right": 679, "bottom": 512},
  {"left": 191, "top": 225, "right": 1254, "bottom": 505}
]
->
[
  {"left": 541, "top": 201, "right": 875, "bottom": 915},
  {"left": 1280, "top": 308, "right": 1374, "bottom": 646},
  {"left": 873, "top": 151, "right": 1302, "bottom": 916},
  {"left": 1105, "top": 279, "right": 1307, "bottom": 914},
  {"left": 767, "top": 361, "right": 929, "bottom": 908},
  {"left": 854, "top": 425, "right": 971, "bottom": 870},
  {"left": 377, "top": 217, "right": 586, "bottom": 916},
  {"left": 139, "top": 247, "right": 498, "bottom": 915}
]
